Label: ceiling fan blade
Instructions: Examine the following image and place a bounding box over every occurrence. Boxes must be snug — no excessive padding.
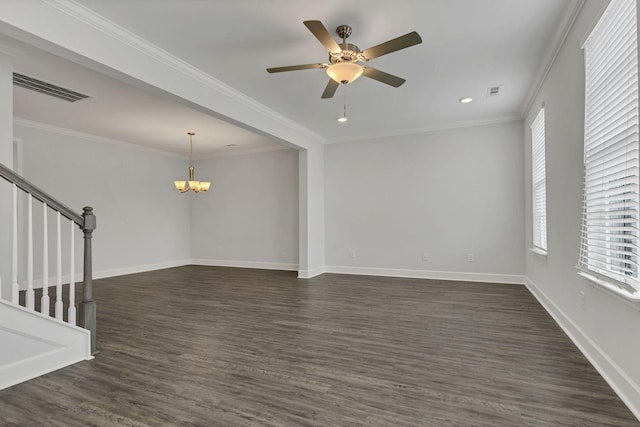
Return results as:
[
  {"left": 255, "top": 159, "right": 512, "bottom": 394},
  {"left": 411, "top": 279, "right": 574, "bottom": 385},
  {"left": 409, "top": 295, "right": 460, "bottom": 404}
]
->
[
  {"left": 362, "top": 67, "right": 406, "bottom": 88},
  {"left": 267, "top": 63, "right": 326, "bottom": 73},
  {"left": 321, "top": 79, "right": 340, "bottom": 99},
  {"left": 362, "top": 31, "right": 422, "bottom": 60},
  {"left": 303, "top": 20, "right": 342, "bottom": 53}
]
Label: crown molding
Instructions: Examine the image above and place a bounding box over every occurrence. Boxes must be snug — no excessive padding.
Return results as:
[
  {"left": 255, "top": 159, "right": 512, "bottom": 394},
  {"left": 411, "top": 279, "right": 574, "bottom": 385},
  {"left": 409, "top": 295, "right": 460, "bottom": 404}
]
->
[
  {"left": 196, "top": 144, "right": 293, "bottom": 160},
  {"left": 41, "top": 0, "right": 324, "bottom": 146},
  {"left": 325, "top": 115, "right": 523, "bottom": 144},
  {"left": 0, "top": 41, "right": 22, "bottom": 58},
  {"left": 14, "top": 117, "right": 293, "bottom": 161},
  {"left": 520, "top": 0, "right": 586, "bottom": 118},
  {"left": 13, "top": 117, "right": 186, "bottom": 159}
]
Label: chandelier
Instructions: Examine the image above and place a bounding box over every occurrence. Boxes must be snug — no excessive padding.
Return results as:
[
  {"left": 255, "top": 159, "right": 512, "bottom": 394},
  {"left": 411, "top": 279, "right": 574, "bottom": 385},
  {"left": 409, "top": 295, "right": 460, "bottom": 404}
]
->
[{"left": 174, "top": 132, "right": 211, "bottom": 193}]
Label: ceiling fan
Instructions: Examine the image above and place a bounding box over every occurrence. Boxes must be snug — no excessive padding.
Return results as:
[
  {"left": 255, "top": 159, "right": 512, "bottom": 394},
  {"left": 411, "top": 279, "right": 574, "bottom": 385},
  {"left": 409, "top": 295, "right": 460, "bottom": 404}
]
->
[{"left": 267, "top": 20, "right": 422, "bottom": 99}]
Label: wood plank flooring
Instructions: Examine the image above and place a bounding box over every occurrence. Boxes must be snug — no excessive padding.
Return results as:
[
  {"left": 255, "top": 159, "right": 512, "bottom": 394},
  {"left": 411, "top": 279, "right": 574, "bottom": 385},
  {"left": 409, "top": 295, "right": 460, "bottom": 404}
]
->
[{"left": 1, "top": 265, "right": 638, "bottom": 426}]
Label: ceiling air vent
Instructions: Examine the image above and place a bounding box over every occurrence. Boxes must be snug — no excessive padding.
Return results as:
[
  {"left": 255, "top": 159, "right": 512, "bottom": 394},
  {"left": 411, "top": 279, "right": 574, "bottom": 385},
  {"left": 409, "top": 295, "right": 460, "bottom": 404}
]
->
[
  {"left": 487, "top": 85, "right": 501, "bottom": 97},
  {"left": 13, "top": 72, "right": 89, "bottom": 102}
]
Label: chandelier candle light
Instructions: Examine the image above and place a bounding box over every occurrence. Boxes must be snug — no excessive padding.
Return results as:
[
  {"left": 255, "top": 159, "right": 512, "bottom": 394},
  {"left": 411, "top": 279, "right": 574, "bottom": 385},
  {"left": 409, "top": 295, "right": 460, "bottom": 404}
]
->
[{"left": 174, "top": 132, "right": 211, "bottom": 193}]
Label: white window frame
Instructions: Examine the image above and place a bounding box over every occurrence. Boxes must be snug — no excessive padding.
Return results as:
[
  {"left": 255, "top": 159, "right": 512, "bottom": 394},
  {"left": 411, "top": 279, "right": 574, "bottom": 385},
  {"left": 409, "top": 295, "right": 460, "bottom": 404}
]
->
[
  {"left": 531, "top": 107, "right": 547, "bottom": 254},
  {"left": 578, "top": 0, "right": 640, "bottom": 302}
]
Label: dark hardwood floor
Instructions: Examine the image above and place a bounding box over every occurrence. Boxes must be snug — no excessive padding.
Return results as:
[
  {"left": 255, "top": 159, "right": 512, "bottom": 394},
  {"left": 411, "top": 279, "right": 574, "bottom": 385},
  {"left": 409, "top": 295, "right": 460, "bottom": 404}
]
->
[{"left": 1, "top": 265, "right": 638, "bottom": 426}]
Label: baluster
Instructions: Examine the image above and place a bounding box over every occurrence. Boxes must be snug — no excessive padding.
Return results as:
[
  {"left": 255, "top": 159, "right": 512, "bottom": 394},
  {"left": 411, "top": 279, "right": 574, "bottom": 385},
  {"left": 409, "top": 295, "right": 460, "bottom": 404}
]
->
[
  {"left": 41, "top": 203, "right": 50, "bottom": 316},
  {"left": 55, "top": 212, "right": 63, "bottom": 320},
  {"left": 11, "top": 184, "right": 19, "bottom": 304},
  {"left": 68, "top": 221, "right": 76, "bottom": 326},
  {"left": 26, "top": 194, "right": 34, "bottom": 310}
]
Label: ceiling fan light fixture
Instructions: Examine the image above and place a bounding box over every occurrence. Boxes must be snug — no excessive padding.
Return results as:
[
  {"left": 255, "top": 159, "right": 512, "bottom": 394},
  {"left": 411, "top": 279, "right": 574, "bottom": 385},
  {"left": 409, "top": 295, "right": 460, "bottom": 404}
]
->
[{"left": 326, "top": 62, "right": 363, "bottom": 84}]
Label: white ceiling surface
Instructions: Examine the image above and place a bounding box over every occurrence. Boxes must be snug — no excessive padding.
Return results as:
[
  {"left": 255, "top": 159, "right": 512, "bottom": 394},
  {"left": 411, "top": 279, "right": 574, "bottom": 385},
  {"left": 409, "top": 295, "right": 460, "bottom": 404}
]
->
[
  {"left": 10, "top": 0, "right": 574, "bottom": 156},
  {"left": 10, "top": 38, "right": 280, "bottom": 158}
]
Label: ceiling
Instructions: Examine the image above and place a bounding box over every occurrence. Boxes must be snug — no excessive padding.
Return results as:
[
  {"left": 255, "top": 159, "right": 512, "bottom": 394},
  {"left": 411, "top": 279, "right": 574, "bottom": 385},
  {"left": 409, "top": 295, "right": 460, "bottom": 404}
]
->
[{"left": 3, "top": 0, "right": 577, "bottom": 157}]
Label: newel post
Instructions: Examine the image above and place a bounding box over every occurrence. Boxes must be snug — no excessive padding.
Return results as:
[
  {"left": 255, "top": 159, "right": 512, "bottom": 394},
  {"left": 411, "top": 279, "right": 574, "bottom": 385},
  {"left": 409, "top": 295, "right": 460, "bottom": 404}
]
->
[{"left": 80, "top": 206, "right": 97, "bottom": 354}]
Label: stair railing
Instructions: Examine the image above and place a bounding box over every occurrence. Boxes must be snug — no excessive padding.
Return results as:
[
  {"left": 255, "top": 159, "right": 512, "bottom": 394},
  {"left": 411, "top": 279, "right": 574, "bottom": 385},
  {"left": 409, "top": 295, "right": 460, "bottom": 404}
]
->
[{"left": 0, "top": 162, "right": 97, "bottom": 354}]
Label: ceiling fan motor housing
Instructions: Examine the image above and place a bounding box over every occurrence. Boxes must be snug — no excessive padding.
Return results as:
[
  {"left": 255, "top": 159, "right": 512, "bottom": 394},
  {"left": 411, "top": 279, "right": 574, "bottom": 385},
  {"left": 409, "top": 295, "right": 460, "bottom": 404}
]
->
[{"left": 330, "top": 43, "right": 363, "bottom": 65}]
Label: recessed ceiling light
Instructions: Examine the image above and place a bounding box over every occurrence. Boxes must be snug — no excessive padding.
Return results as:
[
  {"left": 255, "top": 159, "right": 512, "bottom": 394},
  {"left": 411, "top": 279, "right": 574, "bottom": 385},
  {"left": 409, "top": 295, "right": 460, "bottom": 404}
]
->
[
  {"left": 459, "top": 97, "right": 473, "bottom": 104},
  {"left": 337, "top": 116, "right": 348, "bottom": 123}
]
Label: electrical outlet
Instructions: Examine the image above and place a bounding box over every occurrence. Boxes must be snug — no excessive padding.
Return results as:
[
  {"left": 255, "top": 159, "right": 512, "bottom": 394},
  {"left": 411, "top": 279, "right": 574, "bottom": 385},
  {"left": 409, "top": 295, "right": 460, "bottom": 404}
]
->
[
  {"left": 422, "top": 252, "right": 429, "bottom": 261},
  {"left": 350, "top": 249, "right": 356, "bottom": 259},
  {"left": 467, "top": 253, "right": 475, "bottom": 262}
]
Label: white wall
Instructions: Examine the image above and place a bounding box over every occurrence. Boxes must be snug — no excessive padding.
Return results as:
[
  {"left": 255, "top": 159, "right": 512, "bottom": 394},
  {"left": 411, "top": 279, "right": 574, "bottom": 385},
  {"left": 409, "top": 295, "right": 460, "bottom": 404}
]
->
[
  {"left": 10, "top": 122, "right": 301, "bottom": 282},
  {"left": 523, "top": 0, "right": 640, "bottom": 418},
  {"left": 0, "top": 1, "right": 326, "bottom": 280},
  {"left": 14, "top": 123, "right": 192, "bottom": 281},
  {"left": 324, "top": 121, "right": 525, "bottom": 282},
  {"left": 190, "top": 148, "right": 299, "bottom": 270}
]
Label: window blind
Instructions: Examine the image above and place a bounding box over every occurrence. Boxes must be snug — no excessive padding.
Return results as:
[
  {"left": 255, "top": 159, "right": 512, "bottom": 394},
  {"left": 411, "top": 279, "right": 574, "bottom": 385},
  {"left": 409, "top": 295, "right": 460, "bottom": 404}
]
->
[
  {"left": 578, "top": 0, "right": 640, "bottom": 293},
  {"left": 532, "top": 108, "right": 547, "bottom": 251}
]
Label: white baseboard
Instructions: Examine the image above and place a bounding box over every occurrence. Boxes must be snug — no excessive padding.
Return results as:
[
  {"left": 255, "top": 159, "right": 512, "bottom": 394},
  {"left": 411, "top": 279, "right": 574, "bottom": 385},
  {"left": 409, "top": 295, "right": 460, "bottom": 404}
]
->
[
  {"left": 298, "top": 265, "right": 326, "bottom": 279},
  {"left": 524, "top": 277, "right": 640, "bottom": 421},
  {"left": 191, "top": 259, "right": 298, "bottom": 272},
  {"left": 18, "top": 276, "right": 78, "bottom": 291},
  {"left": 17, "top": 259, "right": 193, "bottom": 290},
  {"left": 93, "top": 259, "right": 192, "bottom": 280},
  {"left": 324, "top": 265, "right": 525, "bottom": 285},
  {"left": 16, "top": 261, "right": 524, "bottom": 286},
  {"left": 16, "top": 257, "right": 299, "bottom": 289}
]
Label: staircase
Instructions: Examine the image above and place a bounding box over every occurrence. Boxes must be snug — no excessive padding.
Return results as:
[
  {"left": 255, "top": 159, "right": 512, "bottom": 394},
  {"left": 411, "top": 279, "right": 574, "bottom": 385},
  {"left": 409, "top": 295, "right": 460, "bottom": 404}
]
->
[
  {"left": 0, "top": 162, "right": 96, "bottom": 390},
  {"left": 0, "top": 299, "right": 91, "bottom": 389}
]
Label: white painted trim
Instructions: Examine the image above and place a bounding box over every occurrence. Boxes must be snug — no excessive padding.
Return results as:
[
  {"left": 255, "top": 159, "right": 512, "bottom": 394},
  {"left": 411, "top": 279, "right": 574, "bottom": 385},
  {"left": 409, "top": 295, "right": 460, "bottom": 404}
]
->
[
  {"left": 0, "top": 299, "right": 92, "bottom": 390},
  {"left": 0, "top": 41, "right": 22, "bottom": 57},
  {"left": 577, "top": 271, "right": 640, "bottom": 310},
  {"left": 298, "top": 265, "right": 326, "bottom": 279},
  {"left": 12, "top": 137, "right": 23, "bottom": 174},
  {"left": 524, "top": 276, "right": 640, "bottom": 421},
  {"left": 19, "top": 275, "right": 74, "bottom": 291},
  {"left": 18, "top": 259, "right": 192, "bottom": 289},
  {"left": 325, "top": 116, "right": 523, "bottom": 145},
  {"left": 196, "top": 144, "right": 294, "bottom": 160},
  {"left": 192, "top": 259, "right": 298, "bottom": 272},
  {"left": 521, "top": 0, "right": 586, "bottom": 117},
  {"left": 40, "top": 0, "right": 323, "bottom": 146},
  {"left": 529, "top": 247, "right": 548, "bottom": 258},
  {"left": 93, "top": 259, "right": 192, "bottom": 280},
  {"left": 0, "top": 350, "right": 85, "bottom": 391},
  {"left": 21, "top": 258, "right": 301, "bottom": 288},
  {"left": 324, "top": 265, "right": 524, "bottom": 285},
  {"left": 15, "top": 117, "right": 293, "bottom": 161},
  {"left": 14, "top": 117, "right": 185, "bottom": 159}
]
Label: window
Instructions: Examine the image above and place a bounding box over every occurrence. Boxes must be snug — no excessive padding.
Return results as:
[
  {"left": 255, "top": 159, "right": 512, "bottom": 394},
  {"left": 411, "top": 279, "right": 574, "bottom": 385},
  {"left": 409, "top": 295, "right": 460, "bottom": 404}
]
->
[
  {"left": 578, "top": 0, "right": 640, "bottom": 296},
  {"left": 532, "top": 108, "right": 547, "bottom": 252}
]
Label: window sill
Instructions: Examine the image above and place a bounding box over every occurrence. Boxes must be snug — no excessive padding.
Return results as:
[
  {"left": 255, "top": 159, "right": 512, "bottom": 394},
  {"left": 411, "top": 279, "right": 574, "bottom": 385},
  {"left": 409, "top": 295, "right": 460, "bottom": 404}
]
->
[
  {"left": 529, "top": 247, "right": 548, "bottom": 258},
  {"left": 577, "top": 271, "right": 640, "bottom": 310}
]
